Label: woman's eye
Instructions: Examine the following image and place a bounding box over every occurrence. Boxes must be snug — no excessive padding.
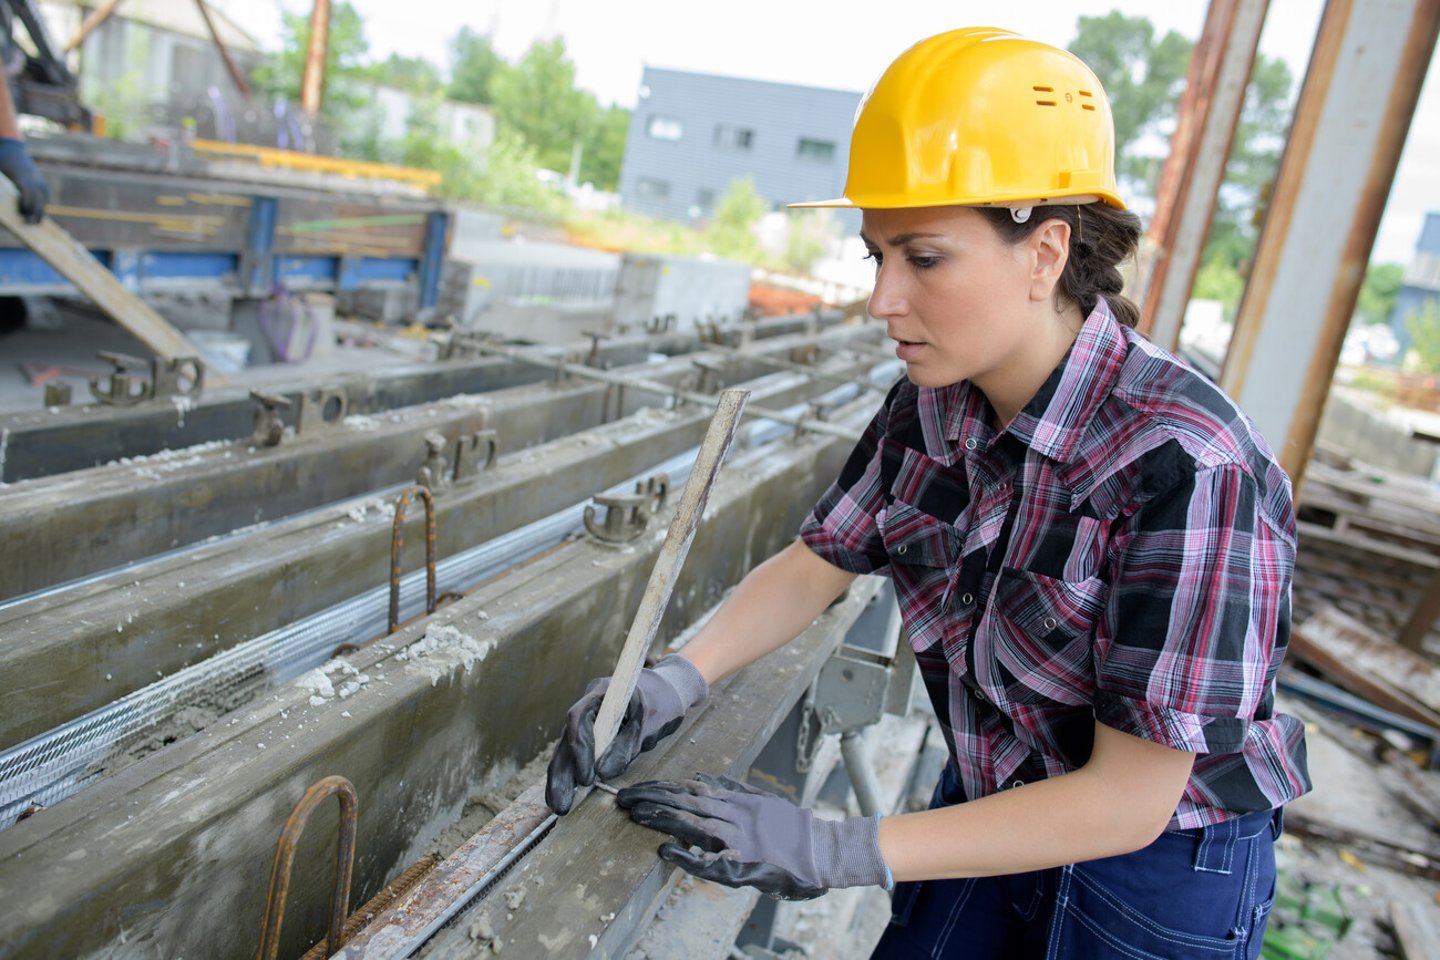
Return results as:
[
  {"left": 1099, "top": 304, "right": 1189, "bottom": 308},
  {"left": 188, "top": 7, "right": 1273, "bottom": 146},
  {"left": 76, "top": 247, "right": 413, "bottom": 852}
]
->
[
  {"left": 909, "top": 256, "right": 941, "bottom": 270},
  {"left": 862, "top": 250, "right": 882, "bottom": 266}
]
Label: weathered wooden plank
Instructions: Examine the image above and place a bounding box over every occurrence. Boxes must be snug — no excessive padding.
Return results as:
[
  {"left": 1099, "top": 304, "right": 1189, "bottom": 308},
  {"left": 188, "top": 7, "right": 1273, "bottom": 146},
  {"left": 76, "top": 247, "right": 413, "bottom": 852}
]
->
[{"left": 0, "top": 177, "right": 210, "bottom": 366}]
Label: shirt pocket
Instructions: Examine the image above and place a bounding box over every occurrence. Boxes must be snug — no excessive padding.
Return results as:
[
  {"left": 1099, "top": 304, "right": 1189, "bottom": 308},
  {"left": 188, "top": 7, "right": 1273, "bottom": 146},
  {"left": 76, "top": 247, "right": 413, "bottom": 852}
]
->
[
  {"left": 877, "top": 500, "right": 961, "bottom": 650},
  {"left": 979, "top": 567, "right": 1108, "bottom": 707}
]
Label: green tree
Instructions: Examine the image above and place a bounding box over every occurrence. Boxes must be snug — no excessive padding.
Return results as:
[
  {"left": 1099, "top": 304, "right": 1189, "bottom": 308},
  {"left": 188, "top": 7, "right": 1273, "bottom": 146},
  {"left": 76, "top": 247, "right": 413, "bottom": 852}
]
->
[
  {"left": 579, "top": 104, "right": 629, "bottom": 190},
  {"left": 1405, "top": 299, "right": 1440, "bottom": 373},
  {"left": 375, "top": 53, "right": 443, "bottom": 95},
  {"left": 1068, "top": 12, "right": 1193, "bottom": 186},
  {"left": 251, "top": 1, "right": 374, "bottom": 144},
  {"left": 449, "top": 27, "right": 505, "bottom": 105},
  {"left": 783, "top": 211, "right": 832, "bottom": 275},
  {"left": 1191, "top": 253, "right": 1245, "bottom": 320},
  {"left": 489, "top": 38, "right": 598, "bottom": 174},
  {"left": 1355, "top": 262, "right": 1405, "bottom": 326},
  {"left": 705, "top": 177, "right": 767, "bottom": 263}
]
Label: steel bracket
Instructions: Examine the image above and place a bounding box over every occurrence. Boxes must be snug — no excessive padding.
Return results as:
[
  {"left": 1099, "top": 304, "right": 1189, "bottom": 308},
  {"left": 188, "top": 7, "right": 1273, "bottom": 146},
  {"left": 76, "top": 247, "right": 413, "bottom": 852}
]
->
[
  {"left": 296, "top": 388, "right": 348, "bottom": 435},
  {"left": 88, "top": 351, "right": 152, "bottom": 406},
  {"left": 452, "top": 429, "right": 499, "bottom": 482},
  {"left": 583, "top": 491, "right": 650, "bottom": 543},
  {"left": 249, "top": 390, "right": 290, "bottom": 446},
  {"left": 416, "top": 431, "right": 450, "bottom": 490},
  {"left": 149, "top": 357, "right": 206, "bottom": 402}
]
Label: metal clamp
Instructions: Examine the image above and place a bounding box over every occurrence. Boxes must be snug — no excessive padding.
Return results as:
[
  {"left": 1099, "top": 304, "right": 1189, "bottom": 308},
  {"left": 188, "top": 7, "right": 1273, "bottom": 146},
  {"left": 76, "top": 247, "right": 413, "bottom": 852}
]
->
[
  {"left": 390, "top": 485, "right": 437, "bottom": 634},
  {"left": 691, "top": 357, "right": 726, "bottom": 394},
  {"left": 582, "top": 330, "right": 610, "bottom": 368},
  {"left": 89, "top": 351, "right": 152, "bottom": 406},
  {"left": 452, "top": 429, "right": 499, "bottom": 482},
  {"left": 416, "top": 432, "right": 449, "bottom": 490},
  {"left": 296, "top": 388, "right": 348, "bottom": 435},
  {"left": 583, "top": 491, "right": 650, "bottom": 543},
  {"left": 250, "top": 390, "right": 291, "bottom": 447},
  {"left": 150, "top": 356, "right": 205, "bottom": 401},
  {"left": 637, "top": 472, "right": 670, "bottom": 513},
  {"left": 256, "top": 775, "right": 358, "bottom": 960}
]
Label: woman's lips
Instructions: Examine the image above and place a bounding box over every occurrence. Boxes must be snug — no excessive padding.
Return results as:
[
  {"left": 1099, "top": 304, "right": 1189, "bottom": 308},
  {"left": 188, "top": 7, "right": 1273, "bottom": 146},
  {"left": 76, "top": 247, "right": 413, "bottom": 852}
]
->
[{"left": 895, "top": 340, "right": 924, "bottom": 361}]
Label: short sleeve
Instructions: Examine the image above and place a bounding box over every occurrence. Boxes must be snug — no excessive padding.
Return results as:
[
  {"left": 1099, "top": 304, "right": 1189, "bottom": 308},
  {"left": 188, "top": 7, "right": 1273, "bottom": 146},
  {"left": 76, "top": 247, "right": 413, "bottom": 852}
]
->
[
  {"left": 798, "top": 386, "right": 898, "bottom": 575},
  {"left": 1094, "top": 463, "right": 1295, "bottom": 755}
]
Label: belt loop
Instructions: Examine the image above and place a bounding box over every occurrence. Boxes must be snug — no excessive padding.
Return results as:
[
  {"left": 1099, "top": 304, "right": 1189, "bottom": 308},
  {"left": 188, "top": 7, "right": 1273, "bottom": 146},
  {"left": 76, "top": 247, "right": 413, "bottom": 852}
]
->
[{"left": 1193, "top": 815, "right": 1241, "bottom": 875}]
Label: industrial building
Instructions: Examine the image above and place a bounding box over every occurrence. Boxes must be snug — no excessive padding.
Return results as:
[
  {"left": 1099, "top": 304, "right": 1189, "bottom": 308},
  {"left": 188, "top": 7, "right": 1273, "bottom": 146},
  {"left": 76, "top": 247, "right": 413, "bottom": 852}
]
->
[{"left": 1, "top": 1, "right": 1439, "bottom": 959}]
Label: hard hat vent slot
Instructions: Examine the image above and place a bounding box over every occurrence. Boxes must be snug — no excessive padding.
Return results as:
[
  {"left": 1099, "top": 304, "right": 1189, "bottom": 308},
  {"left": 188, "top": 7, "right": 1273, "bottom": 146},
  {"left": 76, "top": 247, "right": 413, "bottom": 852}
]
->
[
  {"left": 1032, "top": 85, "right": 1054, "bottom": 92},
  {"left": 1036, "top": 100, "right": 1057, "bottom": 107}
]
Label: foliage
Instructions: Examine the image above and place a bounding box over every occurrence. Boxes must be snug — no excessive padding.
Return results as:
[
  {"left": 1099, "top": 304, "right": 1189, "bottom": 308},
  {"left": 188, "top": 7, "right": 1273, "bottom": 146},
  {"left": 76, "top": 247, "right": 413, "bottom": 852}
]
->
[
  {"left": 1355, "top": 263, "right": 1405, "bottom": 326},
  {"left": 783, "top": 211, "right": 832, "bottom": 275},
  {"left": 1405, "top": 299, "right": 1440, "bottom": 374},
  {"left": 580, "top": 105, "right": 630, "bottom": 190},
  {"left": 488, "top": 38, "right": 598, "bottom": 174},
  {"left": 374, "top": 53, "right": 443, "bottom": 95},
  {"left": 251, "top": 0, "right": 374, "bottom": 145},
  {"left": 1191, "top": 254, "right": 1246, "bottom": 320},
  {"left": 449, "top": 28, "right": 505, "bottom": 105},
  {"left": 704, "top": 178, "right": 767, "bottom": 263},
  {"left": 1069, "top": 12, "right": 1193, "bottom": 189}
]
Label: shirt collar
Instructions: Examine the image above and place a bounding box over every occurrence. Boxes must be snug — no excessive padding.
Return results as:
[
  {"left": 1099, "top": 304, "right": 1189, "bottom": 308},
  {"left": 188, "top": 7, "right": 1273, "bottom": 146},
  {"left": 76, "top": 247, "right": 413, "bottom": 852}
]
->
[{"left": 1004, "top": 298, "right": 1128, "bottom": 463}]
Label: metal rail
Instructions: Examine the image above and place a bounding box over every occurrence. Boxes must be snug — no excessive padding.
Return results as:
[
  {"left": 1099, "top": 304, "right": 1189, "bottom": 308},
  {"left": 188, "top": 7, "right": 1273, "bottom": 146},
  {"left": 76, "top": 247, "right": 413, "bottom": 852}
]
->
[{"left": 472, "top": 343, "right": 862, "bottom": 440}]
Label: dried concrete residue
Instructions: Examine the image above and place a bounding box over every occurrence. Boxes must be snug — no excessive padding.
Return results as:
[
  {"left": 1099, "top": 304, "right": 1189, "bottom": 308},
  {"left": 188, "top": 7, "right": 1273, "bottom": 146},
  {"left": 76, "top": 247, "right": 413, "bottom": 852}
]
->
[
  {"left": 296, "top": 659, "right": 371, "bottom": 706},
  {"left": 171, "top": 394, "right": 194, "bottom": 428},
  {"left": 341, "top": 496, "right": 398, "bottom": 525},
  {"left": 466, "top": 913, "right": 504, "bottom": 954},
  {"left": 107, "top": 439, "right": 233, "bottom": 480},
  {"left": 396, "top": 621, "right": 496, "bottom": 687},
  {"left": 343, "top": 414, "right": 380, "bottom": 431},
  {"left": 428, "top": 748, "right": 553, "bottom": 860}
]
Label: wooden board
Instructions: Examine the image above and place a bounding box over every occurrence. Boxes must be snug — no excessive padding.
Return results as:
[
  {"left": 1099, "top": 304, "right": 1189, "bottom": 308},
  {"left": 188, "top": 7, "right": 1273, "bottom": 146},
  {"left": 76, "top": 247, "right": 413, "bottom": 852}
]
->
[{"left": 0, "top": 176, "right": 214, "bottom": 373}]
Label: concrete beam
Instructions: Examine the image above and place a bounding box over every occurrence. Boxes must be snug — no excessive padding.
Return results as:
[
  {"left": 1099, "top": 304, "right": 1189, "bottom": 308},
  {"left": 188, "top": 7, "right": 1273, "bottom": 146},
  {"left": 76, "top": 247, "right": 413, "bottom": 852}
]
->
[
  {"left": 0, "top": 401, "right": 868, "bottom": 959},
  {"left": 0, "top": 366, "right": 856, "bottom": 752}
]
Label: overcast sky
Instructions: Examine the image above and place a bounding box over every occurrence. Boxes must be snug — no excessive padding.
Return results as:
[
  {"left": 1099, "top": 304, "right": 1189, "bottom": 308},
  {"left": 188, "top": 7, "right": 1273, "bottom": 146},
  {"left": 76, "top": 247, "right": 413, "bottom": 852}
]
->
[{"left": 214, "top": 0, "right": 1437, "bottom": 264}]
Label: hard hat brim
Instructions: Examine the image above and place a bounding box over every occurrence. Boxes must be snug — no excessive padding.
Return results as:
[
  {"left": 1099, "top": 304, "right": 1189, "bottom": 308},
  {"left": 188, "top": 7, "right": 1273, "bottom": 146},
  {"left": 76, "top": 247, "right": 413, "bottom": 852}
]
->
[{"left": 787, "top": 192, "right": 1125, "bottom": 211}]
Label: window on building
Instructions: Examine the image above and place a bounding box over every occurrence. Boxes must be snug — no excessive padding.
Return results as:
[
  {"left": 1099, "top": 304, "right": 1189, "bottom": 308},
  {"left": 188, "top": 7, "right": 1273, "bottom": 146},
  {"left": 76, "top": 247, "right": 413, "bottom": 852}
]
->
[
  {"left": 647, "top": 115, "right": 684, "bottom": 141},
  {"left": 796, "top": 138, "right": 837, "bottom": 163},
  {"left": 636, "top": 178, "right": 671, "bottom": 200},
  {"left": 713, "top": 125, "right": 755, "bottom": 150},
  {"left": 688, "top": 188, "right": 716, "bottom": 220}
]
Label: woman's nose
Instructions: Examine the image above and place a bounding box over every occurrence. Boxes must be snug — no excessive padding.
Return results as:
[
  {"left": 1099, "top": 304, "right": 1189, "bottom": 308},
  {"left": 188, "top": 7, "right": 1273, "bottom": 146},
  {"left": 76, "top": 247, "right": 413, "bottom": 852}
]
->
[{"left": 867, "top": 260, "right": 906, "bottom": 320}]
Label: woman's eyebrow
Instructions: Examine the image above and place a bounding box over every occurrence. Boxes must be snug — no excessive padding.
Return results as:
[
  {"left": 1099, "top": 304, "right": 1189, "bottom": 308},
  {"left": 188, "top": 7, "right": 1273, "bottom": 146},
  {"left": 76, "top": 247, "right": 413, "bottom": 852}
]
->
[{"left": 858, "top": 231, "right": 948, "bottom": 246}]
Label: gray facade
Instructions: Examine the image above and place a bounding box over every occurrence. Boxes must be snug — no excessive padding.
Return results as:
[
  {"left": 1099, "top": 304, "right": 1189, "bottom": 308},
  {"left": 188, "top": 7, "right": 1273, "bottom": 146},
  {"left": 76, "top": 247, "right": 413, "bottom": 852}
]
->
[{"left": 618, "top": 67, "right": 862, "bottom": 223}]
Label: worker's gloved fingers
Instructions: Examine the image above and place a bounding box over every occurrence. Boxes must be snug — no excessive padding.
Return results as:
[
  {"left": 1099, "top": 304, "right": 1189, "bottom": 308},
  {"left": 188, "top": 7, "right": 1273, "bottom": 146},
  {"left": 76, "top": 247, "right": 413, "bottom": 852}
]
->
[
  {"left": 657, "top": 844, "right": 826, "bottom": 901},
  {"left": 594, "top": 693, "right": 645, "bottom": 781},
  {"left": 623, "top": 800, "right": 730, "bottom": 853},
  {"left": 694, "top": 772, "right": 765, "bottom": 797},
  {"left": 616, "top": 778, "right": 713, "bottom": 808},
  {"left": 546, "top": 682, "right": 607, "bottom": 814},
  {"left": 544, "top": 742, "right": 579, "bottom": 815},
  {"left": 18, "top": 178, "right": 47, "bottom": 224}
]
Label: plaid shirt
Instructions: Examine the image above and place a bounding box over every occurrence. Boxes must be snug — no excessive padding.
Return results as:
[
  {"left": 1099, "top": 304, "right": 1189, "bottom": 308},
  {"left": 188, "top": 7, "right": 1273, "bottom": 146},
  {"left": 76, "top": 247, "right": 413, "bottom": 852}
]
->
[{"left": 801, "top": 300, "right": 1310, "bottom": 829}]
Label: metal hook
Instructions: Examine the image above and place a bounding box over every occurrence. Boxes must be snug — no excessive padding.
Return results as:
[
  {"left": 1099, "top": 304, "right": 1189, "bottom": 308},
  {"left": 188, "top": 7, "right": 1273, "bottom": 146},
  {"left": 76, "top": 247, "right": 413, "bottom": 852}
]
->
[
  {"left": 389, "top": 485, "right": 437, "bottom": 634},
  {"left": 255, "top": 775, "right": 359, "bottom": 960}
]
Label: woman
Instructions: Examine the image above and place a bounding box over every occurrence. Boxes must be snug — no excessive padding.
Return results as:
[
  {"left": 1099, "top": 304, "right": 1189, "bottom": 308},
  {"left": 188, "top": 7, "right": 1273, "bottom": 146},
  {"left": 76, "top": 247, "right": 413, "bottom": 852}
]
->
[{"left": 547, "top": 27, "right": 1310, "bottom": 958}]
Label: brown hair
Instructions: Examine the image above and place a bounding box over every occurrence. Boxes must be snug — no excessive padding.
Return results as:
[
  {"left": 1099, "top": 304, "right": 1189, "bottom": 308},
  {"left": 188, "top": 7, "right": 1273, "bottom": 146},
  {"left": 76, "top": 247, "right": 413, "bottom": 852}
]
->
[{"left": 975, "top": 204, "right": 1143, "bottom": 328}]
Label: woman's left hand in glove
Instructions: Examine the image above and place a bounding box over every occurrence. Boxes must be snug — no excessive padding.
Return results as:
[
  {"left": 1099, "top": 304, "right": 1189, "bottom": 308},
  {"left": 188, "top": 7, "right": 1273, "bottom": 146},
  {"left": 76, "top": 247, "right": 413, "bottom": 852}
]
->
[{"left": 616, "top": 773, "right": 892, "bottom": 901}]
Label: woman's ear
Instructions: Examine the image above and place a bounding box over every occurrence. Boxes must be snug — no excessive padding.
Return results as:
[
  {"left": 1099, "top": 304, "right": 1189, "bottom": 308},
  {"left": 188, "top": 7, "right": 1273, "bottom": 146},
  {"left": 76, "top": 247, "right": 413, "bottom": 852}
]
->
[{"left": 1028, "top": 218, "right": 1071, "bottom": 303}]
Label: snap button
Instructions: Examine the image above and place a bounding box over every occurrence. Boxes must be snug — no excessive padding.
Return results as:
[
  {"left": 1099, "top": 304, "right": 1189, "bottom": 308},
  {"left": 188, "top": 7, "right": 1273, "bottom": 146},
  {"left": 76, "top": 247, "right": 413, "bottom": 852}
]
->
[
  {"left": 1041, "top": 616, "right": 1058, "bottom": 632},
  {"left": 961, "top": 592, "right": 974, "bottom": 605},
  {"left": 974, "top": 687, "right": 986, "bottom": 701},
  {"left": 1012, "top": 779, "right": 1025, "bottom": 789},
  {"left": 896, "top": 544, "right": 908, "bottom": 556},
  {"left": 964, "top": 437, "right": 978, "bottom": 451}
]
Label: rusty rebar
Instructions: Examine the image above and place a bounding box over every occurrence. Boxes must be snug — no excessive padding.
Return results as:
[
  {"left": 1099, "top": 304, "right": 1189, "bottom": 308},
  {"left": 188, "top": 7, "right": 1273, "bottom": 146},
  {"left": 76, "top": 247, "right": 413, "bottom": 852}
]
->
[
  {"left": 296, "top": 854, "right": 440, "bottom": 960},
  {"left": 389, "top": 485, "right": 437, "bottom": 634},
  {"left": 256, "top": 774, "right": 359, "bottom": 960}
]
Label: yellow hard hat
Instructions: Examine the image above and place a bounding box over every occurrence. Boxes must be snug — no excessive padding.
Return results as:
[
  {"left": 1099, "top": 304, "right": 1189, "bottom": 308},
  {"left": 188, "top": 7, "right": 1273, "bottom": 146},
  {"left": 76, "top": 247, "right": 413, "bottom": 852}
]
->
[{"left": 792, "top": 28, "right": 1124, "bottom": 211}]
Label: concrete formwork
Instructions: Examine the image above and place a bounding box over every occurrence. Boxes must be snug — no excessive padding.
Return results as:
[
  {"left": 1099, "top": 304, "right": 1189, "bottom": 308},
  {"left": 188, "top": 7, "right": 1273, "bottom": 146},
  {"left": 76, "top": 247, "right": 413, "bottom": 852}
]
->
[
  {"left": 0, "top": 332, "right": 870, "bottom": 599},
  {"left": 0, "top": 399, "right": 869, "bottom": 959},
  {"left": 0, "top": 362, "right": 866, "bottom": 752}
]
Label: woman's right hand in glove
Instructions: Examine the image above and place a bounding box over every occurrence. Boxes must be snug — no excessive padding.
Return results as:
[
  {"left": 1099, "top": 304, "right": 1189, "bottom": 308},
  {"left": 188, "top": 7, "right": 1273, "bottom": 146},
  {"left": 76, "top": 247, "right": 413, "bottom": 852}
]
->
[{"left": 545, "top": 654, "right": 708, "bottom": 814}]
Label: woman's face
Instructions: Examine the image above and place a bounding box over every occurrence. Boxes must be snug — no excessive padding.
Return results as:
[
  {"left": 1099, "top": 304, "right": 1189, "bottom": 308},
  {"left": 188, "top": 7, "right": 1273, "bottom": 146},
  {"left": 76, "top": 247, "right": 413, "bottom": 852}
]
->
[{"left": 860, "top": 205, "right": 1058, "bottom": 391}]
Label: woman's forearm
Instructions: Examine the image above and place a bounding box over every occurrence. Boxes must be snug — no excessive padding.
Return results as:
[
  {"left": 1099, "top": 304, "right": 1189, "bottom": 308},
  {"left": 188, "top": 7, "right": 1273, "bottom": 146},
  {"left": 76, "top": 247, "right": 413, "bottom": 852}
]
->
[
  {"left": 679, "top": 540, "right": 856, "bottom": 685},
  {"left": 880, "top": 722, "right": 1196, "bottom": 880}
]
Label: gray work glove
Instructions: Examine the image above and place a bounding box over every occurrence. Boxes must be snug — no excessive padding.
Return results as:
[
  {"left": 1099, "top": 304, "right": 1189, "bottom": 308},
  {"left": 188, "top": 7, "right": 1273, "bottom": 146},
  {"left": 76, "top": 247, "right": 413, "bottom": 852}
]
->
[
  {"left": 616, "top": 773, "right": 891, "bottom": 901},
  {"left": 0, "top": 138, "right": 48, "bottom": 223},
  {"left": 545, "top": 654, "right": 708, "bottom": 815}
]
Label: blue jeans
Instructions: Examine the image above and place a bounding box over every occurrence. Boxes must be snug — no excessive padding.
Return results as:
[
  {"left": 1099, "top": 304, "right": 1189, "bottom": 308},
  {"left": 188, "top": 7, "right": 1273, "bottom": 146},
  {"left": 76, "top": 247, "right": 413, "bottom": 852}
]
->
[{"left": 870, "top": 765, "right": 1281, "bottom": 959}]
